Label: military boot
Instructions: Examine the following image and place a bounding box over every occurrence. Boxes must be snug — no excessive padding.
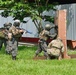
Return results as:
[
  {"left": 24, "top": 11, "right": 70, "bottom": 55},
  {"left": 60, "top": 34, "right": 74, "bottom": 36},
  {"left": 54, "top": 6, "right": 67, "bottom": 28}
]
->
[
  {"left": 12, "top": 56, "right": 16, "bottom": 60},
  {"left": 6, "top": 51, "right": 9, "bottom": 54},
  {"left": 6, "top": 51, "right": 11, "bottom": 55},
  {"left": 34, "top": 54, "right": 39, "bottom": 57}
]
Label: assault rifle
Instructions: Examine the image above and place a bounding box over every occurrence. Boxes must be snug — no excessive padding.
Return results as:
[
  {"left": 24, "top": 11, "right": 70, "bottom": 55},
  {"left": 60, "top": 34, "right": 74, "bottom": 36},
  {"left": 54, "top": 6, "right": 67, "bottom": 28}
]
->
[
  {"left": 16, "top": 27, "right": 33, "bottom": 34},
  {"left": 12, "top": 27, "right": 33, "bottom": 44}
]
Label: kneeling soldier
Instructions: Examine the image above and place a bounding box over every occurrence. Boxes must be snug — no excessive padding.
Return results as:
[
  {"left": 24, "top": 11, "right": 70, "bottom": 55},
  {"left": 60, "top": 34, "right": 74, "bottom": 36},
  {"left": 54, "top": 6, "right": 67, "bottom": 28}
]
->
[{"left": 47, "top": 37, "right": 64, "bottom": 60}]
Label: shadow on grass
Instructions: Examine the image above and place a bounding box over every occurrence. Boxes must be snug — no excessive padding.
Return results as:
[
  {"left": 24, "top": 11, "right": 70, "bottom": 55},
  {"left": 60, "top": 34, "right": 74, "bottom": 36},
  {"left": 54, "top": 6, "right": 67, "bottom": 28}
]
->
[
  {"left": 0, "top": 45, "right": 37, "bottom": 54},
  {"left": 18, "top": 46, "right": 26, "bottom": 50}
]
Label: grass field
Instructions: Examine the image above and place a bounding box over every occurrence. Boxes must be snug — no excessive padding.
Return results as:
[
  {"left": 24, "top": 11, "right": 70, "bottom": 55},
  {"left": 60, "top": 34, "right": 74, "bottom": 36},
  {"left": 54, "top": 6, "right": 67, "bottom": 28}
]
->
[{"left": 0, "top": 45, "right": 76, "bottom": 75}]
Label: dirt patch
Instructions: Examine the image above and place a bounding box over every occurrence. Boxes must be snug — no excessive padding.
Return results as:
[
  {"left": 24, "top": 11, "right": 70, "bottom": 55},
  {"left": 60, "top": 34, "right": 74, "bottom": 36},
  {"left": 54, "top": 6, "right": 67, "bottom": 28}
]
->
[
  {"left": 33, "top": 54, "right": 76, "bottom": 60},
  {"left": 33, "top": 56, "right": 58, "bottom": 60}
]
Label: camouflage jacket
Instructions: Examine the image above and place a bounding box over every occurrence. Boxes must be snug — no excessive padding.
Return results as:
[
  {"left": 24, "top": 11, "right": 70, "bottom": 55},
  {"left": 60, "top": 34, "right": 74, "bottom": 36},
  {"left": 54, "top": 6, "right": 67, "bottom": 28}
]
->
[
  {"left": 39, "top": 29, "right": 51, "bottom": 41},
  {"left": 0, "top": 27, "right": 9, "bottom": 39},
  {"left": 48, "top": 38, "right": 64, "bottom": 52},
  {"left": 9, "top": 26, "right": 22, "bottom": 38}
]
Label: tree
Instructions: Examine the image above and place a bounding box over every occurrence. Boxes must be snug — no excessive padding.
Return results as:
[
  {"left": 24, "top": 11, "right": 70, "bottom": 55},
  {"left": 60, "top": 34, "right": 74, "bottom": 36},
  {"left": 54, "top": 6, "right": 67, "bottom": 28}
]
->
[{"left": 0, "top": 0, "right": 58, "bottom": 34}]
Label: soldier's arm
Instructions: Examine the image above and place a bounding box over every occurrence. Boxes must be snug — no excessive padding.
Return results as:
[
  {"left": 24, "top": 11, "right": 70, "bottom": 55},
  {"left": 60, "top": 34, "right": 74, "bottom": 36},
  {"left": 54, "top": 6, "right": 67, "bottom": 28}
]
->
[
  {"left": 48, "top": 42, "right": 52, "bottom": 48},
  {"left": 44, "top": 30, "right": 50, "bottom": 37},
  {"left": 49, "top": 33, "right": 57, "bottom": 39},
  {"left": 9, "top": 28, "right": 18, "bottom": 35},
  {"left": 9, "top": 27, "right": 23, "bottom": 36},
  {"left": 61, "top": 43, "right": 64, "bottom": 52},
  {"left": 39, "top": 30, "right": 44, "bottom": 38}
]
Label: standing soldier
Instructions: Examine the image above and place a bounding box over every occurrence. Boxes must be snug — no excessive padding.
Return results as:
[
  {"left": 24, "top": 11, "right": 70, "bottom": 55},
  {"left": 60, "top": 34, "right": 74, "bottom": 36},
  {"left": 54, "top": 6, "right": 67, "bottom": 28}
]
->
[
  {"left": 0, "top": 23, "right": 12, "bottom": 50},
  {"left": 9, "top": 19, "right": 24, "bottom": 60},
  {"left": 3, "top": 22, "right": 12, "bottom": 54},
  {"left": 47, "top": 37, "right": 64, "bottom": 60},
  {"left": 35, "top": 24, "right": 57, "bottom": 59}
]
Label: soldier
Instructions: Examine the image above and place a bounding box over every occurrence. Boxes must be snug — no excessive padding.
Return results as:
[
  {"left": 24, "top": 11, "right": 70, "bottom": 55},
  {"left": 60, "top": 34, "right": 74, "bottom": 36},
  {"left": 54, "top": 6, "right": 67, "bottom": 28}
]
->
[
  {"left": 35, "top": 24, "right": 57, "bottom": 59},
  {"left": 3, "top": 22, "right": 12, "bottom": 54},
  {"left": 47, "top": 37, "right": 64, "bottom": 60},
  {"left": 9, "top": 19, "right": 24, "bottom": 60},
  {"left": 0, "top": 23, "right": 12, "bottom": 50}
]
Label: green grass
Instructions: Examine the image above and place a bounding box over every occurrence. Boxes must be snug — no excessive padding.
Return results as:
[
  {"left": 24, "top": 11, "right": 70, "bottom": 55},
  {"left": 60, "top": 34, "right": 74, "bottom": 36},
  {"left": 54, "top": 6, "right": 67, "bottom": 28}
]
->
[{"left": 0, "top": 45, "right": 76, "bottom": 75}]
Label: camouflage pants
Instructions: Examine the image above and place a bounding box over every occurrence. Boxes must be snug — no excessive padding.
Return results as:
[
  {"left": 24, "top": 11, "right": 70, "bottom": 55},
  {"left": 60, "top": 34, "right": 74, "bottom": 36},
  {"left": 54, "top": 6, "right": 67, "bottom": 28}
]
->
[
  {"left": 47, "top": 48, "right": 61, "bottom": 59},
  {"left": 35, "top": 39, "right": 48, "bottom": 57},
  {"left": 11, "top": 39, "right": 18, "bottom": 57},
  {"left": 5, "top": 40, "right": 13, "bottom": 54},
  {"left": 5, "top": 38, "right": 18, "bottom": 57}
]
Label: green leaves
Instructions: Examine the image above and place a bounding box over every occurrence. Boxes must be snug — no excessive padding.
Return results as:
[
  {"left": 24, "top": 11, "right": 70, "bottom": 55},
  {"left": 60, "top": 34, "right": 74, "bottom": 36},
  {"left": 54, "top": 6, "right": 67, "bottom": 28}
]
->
[
  {"left": 44, "top": 15, "right": 54, "bottom": 23},
  {"left": 0, "top": 0, "right": 58, "bottom": 34},
  {"left": 0, "top": 0, "right": 14, "bottom": 9},
  {"left": 0, "top": 0, "right": 57, "bottom": 21}
]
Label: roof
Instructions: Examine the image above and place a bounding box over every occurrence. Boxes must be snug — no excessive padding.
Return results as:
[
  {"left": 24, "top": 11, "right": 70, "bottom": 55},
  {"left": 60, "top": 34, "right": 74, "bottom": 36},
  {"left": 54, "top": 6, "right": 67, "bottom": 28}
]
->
[
  {"left": 49, "top": 0, "right": 76, "bottom": 4},
  {"left": 28, "top": 0, "right": 76, "bottom": 4}
]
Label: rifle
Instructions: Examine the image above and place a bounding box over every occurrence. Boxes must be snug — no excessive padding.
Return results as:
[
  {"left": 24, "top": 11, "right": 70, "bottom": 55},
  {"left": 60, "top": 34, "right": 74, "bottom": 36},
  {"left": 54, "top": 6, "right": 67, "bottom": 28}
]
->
[
  {"left": 12, "top": 27, "right": 33, "bottom": 44},
  {"left": 16, "top": 27, "right": 33, "bottom": 34}
]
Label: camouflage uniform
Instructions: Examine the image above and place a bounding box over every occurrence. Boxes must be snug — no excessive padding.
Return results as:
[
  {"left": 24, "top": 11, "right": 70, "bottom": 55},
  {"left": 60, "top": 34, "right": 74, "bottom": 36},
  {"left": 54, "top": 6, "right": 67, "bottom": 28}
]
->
[
  {"left": 9, "top": 19, "right": 24, "bottom": 60},
  {"left": 47, "top": 37, "right": 64, "bottom": 59},
  {"left": 35, "top": 24, "right": 57, "bottom": 59},
  {"left": 3, "top": 22, "right": 12, "bottom": 54},
  {"left": 0, "top": 24, "right": 11, "bottom": 50}
]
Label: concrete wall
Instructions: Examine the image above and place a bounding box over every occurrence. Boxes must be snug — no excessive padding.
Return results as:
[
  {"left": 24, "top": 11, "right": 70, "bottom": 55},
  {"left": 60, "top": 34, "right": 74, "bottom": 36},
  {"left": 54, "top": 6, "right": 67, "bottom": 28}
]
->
[{"left": 57, "top": 3, "right": 76, "bottom": 40}]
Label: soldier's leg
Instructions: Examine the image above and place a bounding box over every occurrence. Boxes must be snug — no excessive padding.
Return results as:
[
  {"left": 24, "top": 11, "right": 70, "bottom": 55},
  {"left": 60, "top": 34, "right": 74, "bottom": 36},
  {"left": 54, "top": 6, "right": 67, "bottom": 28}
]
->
[
  {"left": 5, "top": 40, "right": 10, "bottom": 54},
  {"left": 44, "top": 51, "right": 51, "bottom": 59},
  {"left": 40, "top": 41, "right": 50, "bottom": 59},
  {"left": 11, "top": 40, "right": 18, "bottom": 60},
  {"left": 41, "top": 41, "right": 47, "bottom": 52},
  {"left": 0, "top": 39, "right": 3, "bottom": 50},
  {"left": 58, "top": 52, "right": 63, "bottom": 60},
  {"left": 12, "top": 48, "right": 17, "bottom": 60},
  {"left": 3, "top": 39, "right": 7, "bottom": 48},
  {"left": 35, "top": 42, "right": 42, "bottom": 57},
  {"left": 6, "top": 40, "right": 13, "bottom": 55}
]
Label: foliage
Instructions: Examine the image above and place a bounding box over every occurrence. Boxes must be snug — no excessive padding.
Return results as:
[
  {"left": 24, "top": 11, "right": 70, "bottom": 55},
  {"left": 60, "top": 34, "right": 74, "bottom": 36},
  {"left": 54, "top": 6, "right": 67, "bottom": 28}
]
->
[
  {"left": 0, "top": 46, "right": 76, "bottom": 75},
  {"left": 0, "top": 0, "right": 58, "bottom": 33}
]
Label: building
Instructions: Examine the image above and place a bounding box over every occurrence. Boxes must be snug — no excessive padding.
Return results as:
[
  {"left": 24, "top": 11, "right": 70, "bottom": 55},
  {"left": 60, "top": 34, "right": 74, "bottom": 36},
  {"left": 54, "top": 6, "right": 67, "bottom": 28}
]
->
[{"left": 0, "top": 1, "right": 76, "bottom": 49}]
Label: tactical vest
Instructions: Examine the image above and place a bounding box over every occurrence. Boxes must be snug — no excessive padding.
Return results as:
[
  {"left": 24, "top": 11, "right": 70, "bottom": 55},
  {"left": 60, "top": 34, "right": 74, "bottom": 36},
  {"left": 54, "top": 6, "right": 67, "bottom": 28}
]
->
[{"left": 14, "top": 33, "right": 22, "bottom": 38}]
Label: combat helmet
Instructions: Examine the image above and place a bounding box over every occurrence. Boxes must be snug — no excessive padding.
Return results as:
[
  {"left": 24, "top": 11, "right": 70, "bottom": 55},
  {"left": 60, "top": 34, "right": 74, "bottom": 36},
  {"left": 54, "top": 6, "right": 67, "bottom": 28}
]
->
[
  {"left": 13, "top": 19, "right": 20, "bottom": 27},
  {"left": 4, "top": 22, "right": 12, "bottom": 29},
  {"left": 45, "top": 24, "right": 51, "bottom": 31}
]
